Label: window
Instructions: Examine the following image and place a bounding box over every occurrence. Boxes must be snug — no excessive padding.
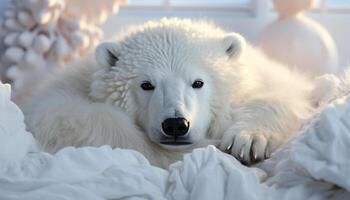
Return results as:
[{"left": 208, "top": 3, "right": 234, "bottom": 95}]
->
[
  {"left": 167, "top": 0, "right": 249, "bottom": 6},
  {"left": 325, "top": 0, "right": 350, "bottom": 7},
  {"left": 318, "top": 0, "right": 350, "bottom": 12},
  {"left": 126, "top": 0, "right": 252, "bottom": 11},
  {"left": 128, "top": 0, "right": 250, "bottom": 6},
  {"left": 125, "top": 0, "right": 350, "bottom": 13},
  {"left": 265, "top": 0, "right": 350, "bottom": 13},
  {"left": 128, "top": 0, "right": 162, "bottom": 6}
]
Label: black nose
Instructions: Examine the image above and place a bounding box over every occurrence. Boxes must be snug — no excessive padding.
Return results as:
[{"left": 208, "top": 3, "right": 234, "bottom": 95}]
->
[{"left": 162, "top": 118, "right": 190, "bottom": 137}]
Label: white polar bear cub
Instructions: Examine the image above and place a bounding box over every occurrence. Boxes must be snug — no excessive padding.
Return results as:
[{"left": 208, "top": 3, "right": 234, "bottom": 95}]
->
[{"left": 22, "top": 18, "right": 313, "bottom": 168}]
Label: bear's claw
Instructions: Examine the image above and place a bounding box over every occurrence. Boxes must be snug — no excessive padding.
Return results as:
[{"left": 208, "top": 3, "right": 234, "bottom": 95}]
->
[{"left": 220, "top": 130, "right": 270, "bottom": 165}]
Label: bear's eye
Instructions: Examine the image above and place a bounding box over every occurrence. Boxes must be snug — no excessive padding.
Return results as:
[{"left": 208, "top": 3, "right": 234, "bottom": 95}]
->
[
  {"left": 192, "top": 80, "right": 204, "bottom": 89},
  {"left": 141, "top": 81, "right": 155, "bottom": 91}
]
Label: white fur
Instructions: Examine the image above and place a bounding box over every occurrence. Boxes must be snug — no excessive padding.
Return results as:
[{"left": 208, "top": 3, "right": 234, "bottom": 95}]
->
[{"left": 22, "top": 18, "right": 314, "bottom": 168}]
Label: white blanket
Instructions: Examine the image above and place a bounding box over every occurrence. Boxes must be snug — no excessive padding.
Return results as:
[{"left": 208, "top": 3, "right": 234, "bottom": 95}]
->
[{"left": 0, "top": 81, "right": 350, "bottom": 200}]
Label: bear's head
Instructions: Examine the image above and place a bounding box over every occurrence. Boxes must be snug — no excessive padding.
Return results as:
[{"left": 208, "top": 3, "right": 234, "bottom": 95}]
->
[{"left": 90, "top": 18, "right": 246, "bottom": 150}]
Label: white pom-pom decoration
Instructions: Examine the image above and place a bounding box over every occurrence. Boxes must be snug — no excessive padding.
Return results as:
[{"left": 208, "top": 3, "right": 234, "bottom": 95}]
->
[
  {"left": 23, "top": 50, "right": 41, "bottom": 67},
  {"left": 273, "top": 0, "right": 318, "bottom": 19},
  {"left": 5, "top": 47, "right": 24, "bottom": 62},
  {"left": 18, "top": 31, "right": 34, "bottom": 48},
  {"left": 0, "top": 0, "right": 126, "bottom": 102},
  {"left": 6, "top": 66, "right": 20, "bottom": 80},
  {"left": 17, "top": 12, "right": 36, "bottom": 29},
  {"left": 32, "top": 34, "right": 51, "bottom": 54},
  {"left": 4, "top": 18, "right": 23, "bottom": 31},
  {"left": 258, "top": 0, "right": 338, "bottom": 77},
  {"left": 4, "top": 33, "right": 18, "bottom": 46},
  {"left": 71, "top": 32, "right": 90, "bottom": 50}
]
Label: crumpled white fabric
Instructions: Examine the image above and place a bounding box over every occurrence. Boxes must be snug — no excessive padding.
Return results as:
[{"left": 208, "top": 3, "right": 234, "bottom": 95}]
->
[
  {"left": 1, "top": 81, "right": 350, "bottom": 200},
  {"left": 0, "top": 83, "right": 37, "bottom": 162},
  {"left": 166, "top": 147, "right": 266, "bottom": 200},
  {"left": 261, "top": 93, "right": 350, "bottom": 200}
]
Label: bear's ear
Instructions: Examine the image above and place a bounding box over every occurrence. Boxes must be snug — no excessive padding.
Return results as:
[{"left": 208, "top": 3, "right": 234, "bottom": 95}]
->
[
  {"left": 95, "top": 42, "right": 120, "bottom": 67},
  {"left": 222, "top": 33, "right": 246, "bottom": 59}
]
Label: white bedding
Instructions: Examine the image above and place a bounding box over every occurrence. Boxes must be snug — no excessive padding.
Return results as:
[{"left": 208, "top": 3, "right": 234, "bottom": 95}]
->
[{"left": 1, "top": 80, "right": 350, "bottom": 200}]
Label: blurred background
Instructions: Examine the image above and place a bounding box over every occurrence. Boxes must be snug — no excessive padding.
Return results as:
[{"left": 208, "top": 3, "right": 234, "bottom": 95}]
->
[
  {"left": 0, "top": 0, "right": 349, "bottom": 101},
  {"left": 103, "top": 0, "right": 350, "bottom": 69}
]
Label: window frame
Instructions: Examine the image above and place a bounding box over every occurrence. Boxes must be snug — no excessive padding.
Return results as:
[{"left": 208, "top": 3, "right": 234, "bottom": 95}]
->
[
  {"left": 123, "top": 0, "right": 262, "bottom": 14},
  {"left": 313, "top": 0, "right": 350, "bottom": 13},
  {"left": 120, "top": 0, "right": 350, "bottom": 19},
  {"left": 263, "top": 0, "right": 350, "bottom": 14}
]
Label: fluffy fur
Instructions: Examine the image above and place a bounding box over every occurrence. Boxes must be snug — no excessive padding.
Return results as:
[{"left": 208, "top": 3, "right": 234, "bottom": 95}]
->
[{"left": 22, "top": 18, "right": 314, "bottom": 168}]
